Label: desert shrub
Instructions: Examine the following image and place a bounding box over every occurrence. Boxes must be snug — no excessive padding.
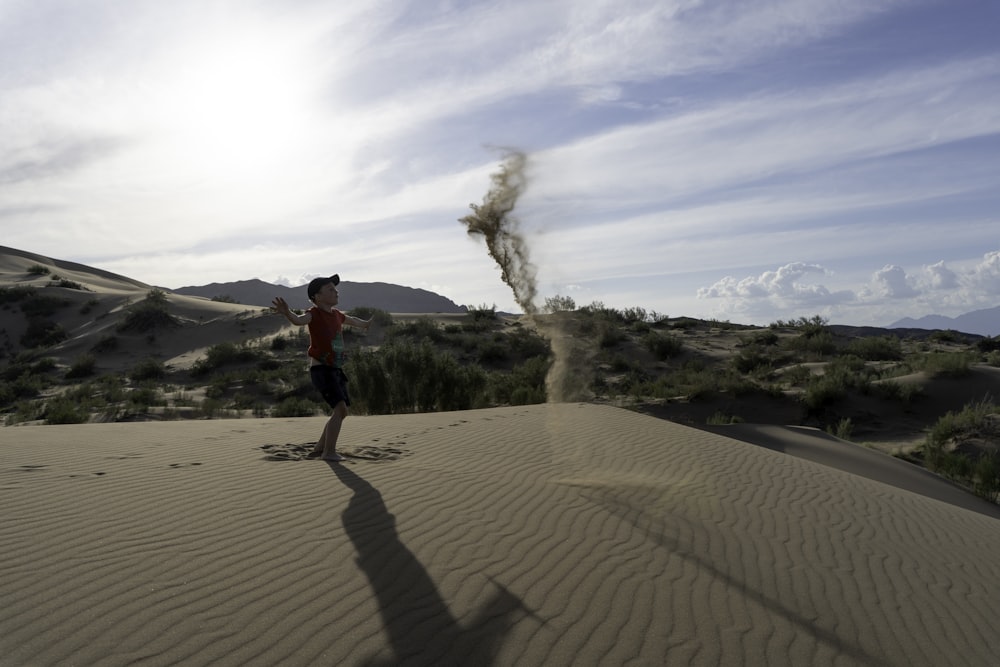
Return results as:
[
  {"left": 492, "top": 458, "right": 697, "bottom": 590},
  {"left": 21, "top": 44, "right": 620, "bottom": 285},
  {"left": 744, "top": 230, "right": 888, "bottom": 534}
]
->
[
  {"left": 919, "top": 351, "right": 977, "bottom": 378},
  {"left": 466, "top": 304, "right": 496, "bottom": 321},
  {"left": 44, "top": 397, "right": 90, "bottom": 424},
  {"left": 923, "top": 398, "right": 1000, "bottom": 500},
  {"left": 273, "top": 396, "right": 319, "bottom": 417},
  {"left": 477, "top": 339, "right": 508, "bottom": 364},
  {"left": 27, "top": 264, "right": 50, "bottom": 276},
  {"left": 596, "top": 321, "right": 626, "bottom": 348},
  {"left": 870, "top": 379, "right": 923, "bottom": 405},
  {"left": 973, "top": 453, "right": 1000, "bottom": 503},
  {"left": 785, "top": 330, "right": 837, "bottom": 357},
  {"left": 490, "top": 356, "right": 549, "bottom": 406},
  {"left": 508, "top": 326, "right": 550, "bottom": 358},
  {"left": 801, "top": 357, "right": 869, "bottom": 411},
  {"left": 780, "top": 364, "right": 813, "bottom": 386},
  {"left": 128, "top": 386, "right": 160, "bottom": 407},
  {"left": 732, "top": 345, "right": 771, "bottom": 374},
  {"left": 80, "top": 298, "right": 100, "bottom": 315},
  {"left": 130, "top": 358, "right": 167, "bottom": 381},
  {"left": 845, "top": 336, "right": 902, "bottom": 361},
  {"left": 976, "top": 336, "right": 1000, "bottom": 353},
  {"left": 929, "top": 329, "right": 961, "bottom": 343},
  {"left": 644, "top": 332, "right": 683, "bottom": 360},
  {"left": 0, "top": 286, "right": 37, "bottom": 305},
  {"left": 706, "top": 411, "right": 744, "bottom": 425},
  {"left": 192, "top": 342, "right": 264, "bottom": 376},
  {"left": 543, "top": 294, "right": 576, "bottom": 313},
  {"left": 269, "top": 335, "right": 289, "bottom": 351},
  {"left": 752, "top": 329, "right": 779, "bottom": 346},
  {"left": 119, "top": 289, "right": 180, "bottom": 333},
  {"left": 827, "top": 418, "right": 853, "bottom": 440},
  {"left": 66, "top": 354, "right": 97, "bottom": 379},
  {"left": 803, "top": 375, "right": 847, "bottom": 411},
  {"left": 348, "top": 339, "right": 489, "bottom": 414},
  {"left": 20, "top": 294, "right": 70, "bottom": 317},
  {"left": 20, "top": 319, "right": 67, "bottom": 348},
  {"left": 53, "top": 278, "right": 86, "bottom": 290},
  {"left": 391, "top": 317, "right": 446, "bottom": 343},
  {"left": 91, "top": 335, "right": 119, "bottom": 353},
  {"left": 986, "top": 351, "right": 1000, "bottom": 368},
  {"left": 619, "top": 307, "right": 648, "bottom": 324}
]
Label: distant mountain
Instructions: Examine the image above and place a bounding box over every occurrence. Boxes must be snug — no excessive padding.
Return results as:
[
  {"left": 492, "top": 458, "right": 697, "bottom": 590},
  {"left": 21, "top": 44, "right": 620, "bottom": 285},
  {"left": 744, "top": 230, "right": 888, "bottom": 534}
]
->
[
  {"left": 889, "top": 306, "right": 1000, "bottom": 337},
  {"left": 172, "top": 278, "right": 467, "bottom": 314}
]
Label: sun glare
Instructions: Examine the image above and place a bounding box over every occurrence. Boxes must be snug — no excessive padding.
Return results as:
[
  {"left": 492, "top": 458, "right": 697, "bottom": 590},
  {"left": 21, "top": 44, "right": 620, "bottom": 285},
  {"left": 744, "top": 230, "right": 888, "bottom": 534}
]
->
[{"left": 149, "top": 27, "right": 319, "bottom": 184}]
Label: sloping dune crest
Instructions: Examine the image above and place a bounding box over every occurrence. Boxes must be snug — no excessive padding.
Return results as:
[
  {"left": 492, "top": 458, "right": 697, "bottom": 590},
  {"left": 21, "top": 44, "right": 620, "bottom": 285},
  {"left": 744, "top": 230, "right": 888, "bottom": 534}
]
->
[{"left": 2, "top": 404, "right": 998, "bottom": 666}]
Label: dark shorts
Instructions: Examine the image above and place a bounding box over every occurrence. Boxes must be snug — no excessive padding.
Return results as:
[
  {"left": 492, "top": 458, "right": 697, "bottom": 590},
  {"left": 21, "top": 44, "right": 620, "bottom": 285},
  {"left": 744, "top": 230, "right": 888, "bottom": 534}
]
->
[{"left": 310, "top": 365, "right": 350, "bottom": 409}]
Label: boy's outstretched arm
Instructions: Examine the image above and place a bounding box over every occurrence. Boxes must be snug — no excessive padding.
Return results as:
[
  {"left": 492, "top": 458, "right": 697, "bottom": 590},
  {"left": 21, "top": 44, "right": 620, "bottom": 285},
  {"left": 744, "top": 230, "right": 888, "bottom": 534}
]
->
[
  {"left": 344, "top": 314, "right": 372, "bottom": 331},
  {"left": 271, "top": 297, "right": 311, "bottom": 326}
]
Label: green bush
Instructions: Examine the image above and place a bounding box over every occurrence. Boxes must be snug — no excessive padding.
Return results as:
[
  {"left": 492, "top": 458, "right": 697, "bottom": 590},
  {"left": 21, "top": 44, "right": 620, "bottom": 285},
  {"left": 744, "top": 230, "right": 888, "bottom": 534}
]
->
[
  {"left": 192, "top": 342, "right": 264, "bottom": 376},
  {"left": 644, "top": 332, "right": 683, "bottom": 360},
  {"left": 27, "top": 264, "right": 50, "bottom": 276},
  {"left": 845, "top": 336, "right": 902, "bottom": 361},
  {"left": 390, "top": 317, "right": 446, "bottom": 343},
  {"left": 44, "top": 397, "right": 90, "bottom": 424},
  {"left": 20, "top": 319, "right": 67, "bottom": 348},
  {"left": 130, "top": 358, "right": 167, "bottom": 381},
  {"left": 923, "top": 399, "right": 1000, "bottom": 501},
  {"left": 273, "top": 397, "right": 319, "bottom": 417},
  {"left": 119, "top": 289, "right": 180, "bottom": 333},
  {"left": 0, "top": 285, "right": 37, "bottom": 305},
  {"left": 20, "top": 294, "right": 70, "bottom": 318},
  {"left": 348, "top": 339, "right": 490, "bottom": 414},
  {"left": 976, "top": 336, "right": 1000, "bottom": 353},
  {"left": 66, "top": 354, "right": 97, "bottom": 379},
  {"left": 919, "top": 351, "right": 977, "bottom": 378},
  {"left": 732, "top": 345, "right": 770, "bottom": 374},
  {"left": 91, "top": 335, "right": 119, "bottom": 353}
]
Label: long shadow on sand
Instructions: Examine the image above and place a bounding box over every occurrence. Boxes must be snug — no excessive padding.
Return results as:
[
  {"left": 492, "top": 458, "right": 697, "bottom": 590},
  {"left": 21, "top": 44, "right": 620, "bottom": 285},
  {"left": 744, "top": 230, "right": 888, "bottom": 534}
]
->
[{"left": 329, "top": 462, "right": 527, "bottom": 666}]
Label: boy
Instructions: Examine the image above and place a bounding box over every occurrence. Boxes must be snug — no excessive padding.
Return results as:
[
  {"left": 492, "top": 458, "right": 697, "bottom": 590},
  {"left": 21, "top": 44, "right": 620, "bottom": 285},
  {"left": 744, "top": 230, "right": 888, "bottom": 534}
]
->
[{"left": 272, "top": 274, "right": 371, "bottom": 461}]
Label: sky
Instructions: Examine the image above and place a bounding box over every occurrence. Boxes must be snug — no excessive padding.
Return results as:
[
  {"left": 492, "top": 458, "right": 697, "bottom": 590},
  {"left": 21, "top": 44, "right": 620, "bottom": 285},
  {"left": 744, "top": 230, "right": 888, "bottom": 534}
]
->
[{"left": 1, "top": 0, "right": 999, "bottom": 326}]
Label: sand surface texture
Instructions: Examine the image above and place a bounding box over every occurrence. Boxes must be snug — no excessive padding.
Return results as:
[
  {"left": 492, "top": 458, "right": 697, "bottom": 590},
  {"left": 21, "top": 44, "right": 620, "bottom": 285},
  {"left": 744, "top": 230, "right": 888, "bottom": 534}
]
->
[{"left": 2, "top": 404, "right": 999, "bottom": 666}]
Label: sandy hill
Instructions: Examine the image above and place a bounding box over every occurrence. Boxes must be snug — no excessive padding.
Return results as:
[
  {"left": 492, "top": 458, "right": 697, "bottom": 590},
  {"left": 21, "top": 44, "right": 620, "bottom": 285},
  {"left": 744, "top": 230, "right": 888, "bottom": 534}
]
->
[
  {"left": 1, "top": 404, "right": 998, "bottom": 666},
  {"left": 0, "top": 246, "right": 286, "bottom": 374}
]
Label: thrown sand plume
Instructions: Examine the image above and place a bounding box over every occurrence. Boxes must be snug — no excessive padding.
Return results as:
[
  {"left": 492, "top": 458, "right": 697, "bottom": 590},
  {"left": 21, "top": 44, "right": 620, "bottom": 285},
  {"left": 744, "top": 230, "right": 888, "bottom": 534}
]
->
[
  {"left": 459, "top": 151, "right": 537, "bottom": 316},
  {"left": 460, "top": 151, "right": 595, "bottom": 403}
]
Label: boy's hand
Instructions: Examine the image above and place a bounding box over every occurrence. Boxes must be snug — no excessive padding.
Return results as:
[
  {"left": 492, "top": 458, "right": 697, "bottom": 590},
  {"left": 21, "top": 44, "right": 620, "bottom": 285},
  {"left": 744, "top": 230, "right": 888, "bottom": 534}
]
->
[{"left": 271, "top": 297, "right": 290, "bottom": 314}]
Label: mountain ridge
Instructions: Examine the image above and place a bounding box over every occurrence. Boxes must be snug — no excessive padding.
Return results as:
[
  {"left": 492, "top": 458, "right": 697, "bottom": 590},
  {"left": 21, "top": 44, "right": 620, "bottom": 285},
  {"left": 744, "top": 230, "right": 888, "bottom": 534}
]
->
[
  {"left": 171, "top": 277, "right": 467, "bottom": 313},
  {"left": 888, "top": 305, "right": 1000, "bottom": 337}
]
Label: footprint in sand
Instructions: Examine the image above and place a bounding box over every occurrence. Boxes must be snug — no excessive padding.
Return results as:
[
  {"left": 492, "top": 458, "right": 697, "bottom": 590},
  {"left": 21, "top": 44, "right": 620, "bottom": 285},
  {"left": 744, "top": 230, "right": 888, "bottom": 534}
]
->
[
  {"left": 260, "top": 441, "right": 411, "bottom": 462},
  {"left": 168, "top": 462, "right": 203, "bottom": 468},
  {"left": 259, "top": 443, "right": 315, "bottom": 461},
  {"left": 342, "top": 442, "right": 410, "bottom": 462}
]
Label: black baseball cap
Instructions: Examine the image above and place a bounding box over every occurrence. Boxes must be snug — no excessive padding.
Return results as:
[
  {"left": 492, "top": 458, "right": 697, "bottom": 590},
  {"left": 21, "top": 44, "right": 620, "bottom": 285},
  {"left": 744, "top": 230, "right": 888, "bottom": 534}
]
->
[{"left": 307, "top": 274, "right": 340, "bottom": 301}]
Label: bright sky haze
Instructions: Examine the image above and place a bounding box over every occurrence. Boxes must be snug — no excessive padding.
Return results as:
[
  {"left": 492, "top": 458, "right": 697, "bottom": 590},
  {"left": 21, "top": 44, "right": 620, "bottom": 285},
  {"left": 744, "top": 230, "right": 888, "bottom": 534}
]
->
[{"left": 2, "top": 0, "right": 999, "bottom": 325}]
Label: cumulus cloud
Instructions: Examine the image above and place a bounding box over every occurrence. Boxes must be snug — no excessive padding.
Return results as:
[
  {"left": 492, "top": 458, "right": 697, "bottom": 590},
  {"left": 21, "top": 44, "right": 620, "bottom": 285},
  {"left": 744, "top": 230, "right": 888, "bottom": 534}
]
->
[
  {"left": 920, "top": 260, "right": 960, "bottom": 290},
  {"left": 866, "top": 264, "right": 919, "bottom": 299},
  {"left": 698, "top": 262, "right": 854, "bottom": 307},
  {"left": 968, "top": 250, "right": 1000, "bottom": 294}
]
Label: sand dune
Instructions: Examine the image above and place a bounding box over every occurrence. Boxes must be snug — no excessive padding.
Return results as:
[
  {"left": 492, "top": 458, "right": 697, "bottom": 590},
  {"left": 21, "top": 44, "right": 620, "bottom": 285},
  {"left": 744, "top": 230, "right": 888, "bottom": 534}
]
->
[{"left": 2, "top": 404, "right": 998, "bottom": 666}]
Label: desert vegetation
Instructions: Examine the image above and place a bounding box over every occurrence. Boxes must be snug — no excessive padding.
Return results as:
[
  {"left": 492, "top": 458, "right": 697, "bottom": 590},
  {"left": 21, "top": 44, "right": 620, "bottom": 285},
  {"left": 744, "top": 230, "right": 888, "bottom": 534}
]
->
[{"left": 3, "top": 285, "right": 1000, "bottom": 502}]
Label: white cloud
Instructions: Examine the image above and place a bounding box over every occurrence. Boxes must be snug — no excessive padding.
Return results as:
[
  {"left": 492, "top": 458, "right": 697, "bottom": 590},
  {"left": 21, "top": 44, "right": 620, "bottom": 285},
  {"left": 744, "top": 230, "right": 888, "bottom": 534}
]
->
[
  {"left": 698, "top": 262, "right": 854, "bottom": 308},
  {"left": 865, "top": 264, "right": 919, "bottom": 299},
  {"left": 919, "top": 260, "right": 960, "bottom": 291},
  {"left": 967, "top": 250, "right": 1000, "bottom": 294}
]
